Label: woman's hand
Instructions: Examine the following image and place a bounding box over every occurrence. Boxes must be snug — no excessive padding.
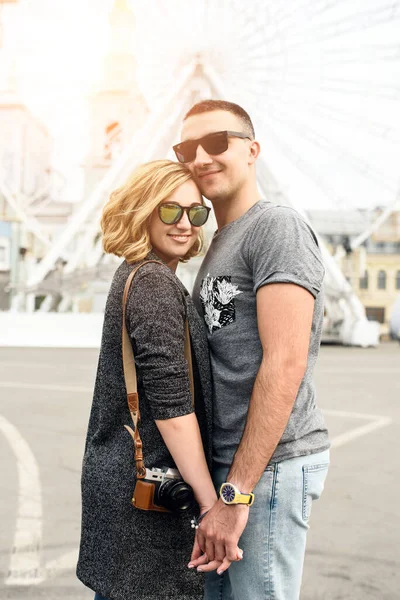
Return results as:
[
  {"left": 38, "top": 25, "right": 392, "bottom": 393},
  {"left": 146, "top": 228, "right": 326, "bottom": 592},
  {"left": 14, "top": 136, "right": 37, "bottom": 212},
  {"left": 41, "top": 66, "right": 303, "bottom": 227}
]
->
[
  {"left": 189, "top": 532, "right": 243, "bottom": 575},
  {"left": 188, "top": 502, "right": 244, "bottom": 575},
  {"left": 189, "top": 533, "right": 206, "bottom": 569},
  {"left": 188, "top": 502, "right": 216, "bottom": 569}
]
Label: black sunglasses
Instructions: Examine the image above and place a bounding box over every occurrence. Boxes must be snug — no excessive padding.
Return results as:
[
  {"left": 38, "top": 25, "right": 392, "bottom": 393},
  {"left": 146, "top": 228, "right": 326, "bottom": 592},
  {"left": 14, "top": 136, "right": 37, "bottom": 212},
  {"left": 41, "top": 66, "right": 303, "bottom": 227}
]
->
[
  {"left": 158, "top": 203, "right": 211, "bottom": 227},
  {"left": 173, "top": 130, "right": 252, "bottom": 163}
]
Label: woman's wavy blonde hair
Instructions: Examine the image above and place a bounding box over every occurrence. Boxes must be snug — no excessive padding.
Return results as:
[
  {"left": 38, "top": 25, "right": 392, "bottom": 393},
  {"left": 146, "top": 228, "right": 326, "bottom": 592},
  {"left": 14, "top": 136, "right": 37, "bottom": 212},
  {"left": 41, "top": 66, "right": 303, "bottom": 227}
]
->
[{"left": 101, "top": 159, "right": 205, "bottom": 264}]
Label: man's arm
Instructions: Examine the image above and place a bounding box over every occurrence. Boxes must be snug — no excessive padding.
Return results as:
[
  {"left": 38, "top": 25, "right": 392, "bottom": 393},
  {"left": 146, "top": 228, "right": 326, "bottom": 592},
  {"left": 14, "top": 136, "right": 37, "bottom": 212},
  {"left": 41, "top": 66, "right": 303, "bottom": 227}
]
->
[
  {"left": 227, "top": 281, "right": 314, "bottom": 491},
  {"left": 192, "top": 282, "right": 315, "bottom": 573}
]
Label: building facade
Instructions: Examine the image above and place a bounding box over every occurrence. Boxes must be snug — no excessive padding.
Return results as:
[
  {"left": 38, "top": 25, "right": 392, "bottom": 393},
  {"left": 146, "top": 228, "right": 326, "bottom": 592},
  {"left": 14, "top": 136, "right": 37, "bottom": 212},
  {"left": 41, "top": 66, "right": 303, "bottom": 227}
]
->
[
  {"left": 311, "top": 209, "right": 400, "bottom": 338},
  {"left": 0, "top": 97, "right": 53, "bottom": 308}
]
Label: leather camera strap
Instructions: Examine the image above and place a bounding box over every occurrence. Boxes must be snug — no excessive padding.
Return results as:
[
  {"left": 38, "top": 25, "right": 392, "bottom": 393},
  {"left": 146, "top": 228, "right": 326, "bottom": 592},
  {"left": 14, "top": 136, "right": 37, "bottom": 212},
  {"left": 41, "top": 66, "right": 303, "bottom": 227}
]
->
[{"left": 122, "top": 259, "right": 195, "bottom": 478}]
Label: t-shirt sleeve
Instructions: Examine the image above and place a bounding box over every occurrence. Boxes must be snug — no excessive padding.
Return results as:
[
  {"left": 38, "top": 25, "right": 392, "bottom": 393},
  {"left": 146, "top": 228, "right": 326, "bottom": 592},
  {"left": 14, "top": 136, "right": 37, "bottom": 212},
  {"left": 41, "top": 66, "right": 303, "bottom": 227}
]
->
[
  {"left": 248, "top": 206, "right": 325, "bottom": 297},
  {"left": 125, "top": 266, "right": 194, "bottom": 421}
]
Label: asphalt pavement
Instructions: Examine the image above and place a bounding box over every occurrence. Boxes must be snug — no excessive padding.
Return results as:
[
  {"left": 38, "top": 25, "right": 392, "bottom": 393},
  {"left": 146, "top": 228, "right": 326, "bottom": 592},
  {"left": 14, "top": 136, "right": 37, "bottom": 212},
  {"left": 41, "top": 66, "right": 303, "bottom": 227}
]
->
[{"left": 0, "top": 343, "right": 399, "bottom": 600}]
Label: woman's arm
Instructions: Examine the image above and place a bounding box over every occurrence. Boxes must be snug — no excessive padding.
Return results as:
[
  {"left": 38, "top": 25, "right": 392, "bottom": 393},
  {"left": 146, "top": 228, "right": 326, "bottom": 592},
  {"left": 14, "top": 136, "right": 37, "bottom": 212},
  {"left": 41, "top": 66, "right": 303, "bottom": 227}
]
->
[
  {"left": 156, "top": 413, "right": 217, "bottom": 511},
  {"left": 126, "top": 264, "right": 216, "bottom": 511}
]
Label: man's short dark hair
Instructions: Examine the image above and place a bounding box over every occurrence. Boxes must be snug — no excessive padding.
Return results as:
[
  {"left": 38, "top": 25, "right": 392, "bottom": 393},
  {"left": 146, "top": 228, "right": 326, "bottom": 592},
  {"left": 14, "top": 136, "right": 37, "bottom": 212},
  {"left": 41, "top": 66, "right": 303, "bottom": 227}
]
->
[{"left": 184, "top": 100, "right": 255, "bottom": 139}]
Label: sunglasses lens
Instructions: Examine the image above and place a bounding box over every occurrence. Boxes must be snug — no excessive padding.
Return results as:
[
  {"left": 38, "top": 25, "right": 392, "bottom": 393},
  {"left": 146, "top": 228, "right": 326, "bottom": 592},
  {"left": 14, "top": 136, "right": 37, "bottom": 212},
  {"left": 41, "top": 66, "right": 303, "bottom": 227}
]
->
[
  {"left": 203, "top": 132, "right": 228, "bottom": 156},
  {"left": 189, "top": 206, "right": 209, "bottom": 226},
  {"left": 174, "top": 141, "right": 196, "bottom": 163},
  {"left": 174, "top": 149, "right": 186, "bottom": 163},
  {"left": 159, "top": 204, "right": 181, "bottom": 224},
  {"left": 174, "top": 132, "right": 229, "bottom": 163}
]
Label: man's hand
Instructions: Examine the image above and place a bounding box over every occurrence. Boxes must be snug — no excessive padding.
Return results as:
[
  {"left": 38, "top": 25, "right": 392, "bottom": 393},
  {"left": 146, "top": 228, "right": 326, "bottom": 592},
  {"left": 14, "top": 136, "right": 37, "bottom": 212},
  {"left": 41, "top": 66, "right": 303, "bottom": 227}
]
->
[{"left": 188, "top": 499, "right": 248, "bottom": 574}]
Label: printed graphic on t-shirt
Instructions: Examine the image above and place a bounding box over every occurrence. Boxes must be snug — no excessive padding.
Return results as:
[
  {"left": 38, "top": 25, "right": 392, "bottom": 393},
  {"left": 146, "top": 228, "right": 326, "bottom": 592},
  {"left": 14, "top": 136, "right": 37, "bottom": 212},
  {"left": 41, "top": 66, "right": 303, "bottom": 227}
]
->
[{"left": 199, "top": 274, "right": 242, "bottom": 334}]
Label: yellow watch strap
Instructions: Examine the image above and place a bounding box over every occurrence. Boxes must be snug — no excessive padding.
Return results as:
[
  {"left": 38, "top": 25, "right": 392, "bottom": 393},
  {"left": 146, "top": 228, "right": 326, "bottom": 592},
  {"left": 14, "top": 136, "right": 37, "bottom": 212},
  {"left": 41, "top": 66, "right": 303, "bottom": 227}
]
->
[{"left": 237, "top": 492, "right": 255, "bottom": 506}]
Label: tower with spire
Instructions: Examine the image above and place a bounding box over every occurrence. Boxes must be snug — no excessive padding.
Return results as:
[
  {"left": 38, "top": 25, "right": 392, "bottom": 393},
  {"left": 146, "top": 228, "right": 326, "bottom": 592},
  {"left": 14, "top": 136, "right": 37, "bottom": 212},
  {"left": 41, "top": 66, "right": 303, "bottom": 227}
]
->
[{"left": 84, "top": 0, "right": 148, "bottom": 195}]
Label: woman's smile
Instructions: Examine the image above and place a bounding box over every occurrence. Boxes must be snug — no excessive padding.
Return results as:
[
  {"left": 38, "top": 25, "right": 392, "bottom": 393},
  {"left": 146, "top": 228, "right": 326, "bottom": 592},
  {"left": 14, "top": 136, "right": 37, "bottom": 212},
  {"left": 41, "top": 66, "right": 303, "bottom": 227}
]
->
[{"left": 168, "top": 234, "right": 191, "bottom": 243}]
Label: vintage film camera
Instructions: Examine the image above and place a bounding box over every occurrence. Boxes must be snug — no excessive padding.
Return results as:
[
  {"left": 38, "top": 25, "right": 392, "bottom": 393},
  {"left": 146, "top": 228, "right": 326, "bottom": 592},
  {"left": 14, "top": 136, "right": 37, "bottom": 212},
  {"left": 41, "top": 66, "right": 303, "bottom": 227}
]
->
[{"left": 133, "top": 466, "right": 195, "bottom": 513}]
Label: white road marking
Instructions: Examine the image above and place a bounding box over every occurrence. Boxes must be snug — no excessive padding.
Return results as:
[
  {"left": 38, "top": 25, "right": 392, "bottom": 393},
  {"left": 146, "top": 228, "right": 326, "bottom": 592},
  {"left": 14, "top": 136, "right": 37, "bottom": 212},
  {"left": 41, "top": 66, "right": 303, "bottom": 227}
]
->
[
  {"left": 0, "top": 414, "right": 44, "bottom": 586},
  {"left": 0, "top": 382, "right": 92, "bottom": 393},
  {"left": 324, "top": 409, "right": 392, "bottom": 420},
  {"left": 324, "top": 409, "right": 393, "bottom": 448},
  {"left": 44, "top": 548, "right": 79, "bottom": 580}
]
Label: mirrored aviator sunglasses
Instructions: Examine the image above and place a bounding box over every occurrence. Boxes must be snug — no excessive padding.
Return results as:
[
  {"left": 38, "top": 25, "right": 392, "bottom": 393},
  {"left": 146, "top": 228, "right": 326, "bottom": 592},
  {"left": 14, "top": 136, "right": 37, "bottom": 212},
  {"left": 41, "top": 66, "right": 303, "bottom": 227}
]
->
[{"left": 158, "top": 203, "right": 211, "bottom": 227}]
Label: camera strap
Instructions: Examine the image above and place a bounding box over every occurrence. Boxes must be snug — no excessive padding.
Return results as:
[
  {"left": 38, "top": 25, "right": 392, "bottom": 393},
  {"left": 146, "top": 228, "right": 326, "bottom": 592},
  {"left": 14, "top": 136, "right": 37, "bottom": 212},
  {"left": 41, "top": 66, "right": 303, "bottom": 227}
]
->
[{"left": 121, "top": 259, "right": 195, "bottom": 479}]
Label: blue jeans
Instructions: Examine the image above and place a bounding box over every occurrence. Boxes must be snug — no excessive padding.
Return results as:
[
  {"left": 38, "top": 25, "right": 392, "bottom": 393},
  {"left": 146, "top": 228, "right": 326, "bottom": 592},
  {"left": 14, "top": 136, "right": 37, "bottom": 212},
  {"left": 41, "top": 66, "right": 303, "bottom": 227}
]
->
[
  {"left": 204, "top": 450, "right": 330, "bottom": 600},
  {"left": 94, "top": 595, "right": 109, "bottom": 600}
]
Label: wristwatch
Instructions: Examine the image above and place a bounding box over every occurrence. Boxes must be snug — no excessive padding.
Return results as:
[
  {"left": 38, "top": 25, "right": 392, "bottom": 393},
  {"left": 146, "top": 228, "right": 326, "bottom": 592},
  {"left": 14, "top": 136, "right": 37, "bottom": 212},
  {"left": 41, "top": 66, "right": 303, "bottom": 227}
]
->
[{"left": 220, "top": 482, "right": 254, "bottom": 506}]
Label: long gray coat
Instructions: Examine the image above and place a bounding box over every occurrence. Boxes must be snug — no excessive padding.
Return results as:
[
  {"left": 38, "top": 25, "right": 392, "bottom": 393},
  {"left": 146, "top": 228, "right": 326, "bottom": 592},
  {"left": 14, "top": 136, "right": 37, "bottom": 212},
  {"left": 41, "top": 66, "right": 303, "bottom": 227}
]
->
[{"left": 77, "top": 256, "right": 213, "bottom": 600}]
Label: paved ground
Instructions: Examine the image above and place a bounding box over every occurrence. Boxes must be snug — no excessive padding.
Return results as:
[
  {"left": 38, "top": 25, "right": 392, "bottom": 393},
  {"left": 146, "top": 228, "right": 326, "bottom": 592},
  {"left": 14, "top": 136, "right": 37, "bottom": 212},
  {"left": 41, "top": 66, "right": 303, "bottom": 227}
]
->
[{"left": 0, "top": 343, "right": 399, "bottom": 600}]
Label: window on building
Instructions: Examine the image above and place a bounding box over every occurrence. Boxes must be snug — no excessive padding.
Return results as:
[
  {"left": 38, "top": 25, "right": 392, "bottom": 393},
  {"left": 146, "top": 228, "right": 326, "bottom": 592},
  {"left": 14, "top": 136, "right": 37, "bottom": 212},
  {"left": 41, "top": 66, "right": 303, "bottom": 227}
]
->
[
  {"left": 396, "top": 271, "right": 400, "bottom": 290},
  {"left": 34, "top": 295, "right": 46, "bottom": 310},
  {"left": 359, "top": 270, "right": 368, "bottom": 290},
  {"left": 366, "top": 307, "right": 385, "bottom": 323},
  {"left": 377, "top": 270, "right": 386, "bottom": 290}
]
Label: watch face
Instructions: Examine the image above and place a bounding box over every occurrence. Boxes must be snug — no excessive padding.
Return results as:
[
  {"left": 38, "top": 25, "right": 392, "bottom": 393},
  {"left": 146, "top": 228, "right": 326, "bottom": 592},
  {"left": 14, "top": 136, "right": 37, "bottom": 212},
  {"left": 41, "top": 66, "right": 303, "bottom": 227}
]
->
[{"left": 221, "top": 483, "right": 236, "bottom": 503}]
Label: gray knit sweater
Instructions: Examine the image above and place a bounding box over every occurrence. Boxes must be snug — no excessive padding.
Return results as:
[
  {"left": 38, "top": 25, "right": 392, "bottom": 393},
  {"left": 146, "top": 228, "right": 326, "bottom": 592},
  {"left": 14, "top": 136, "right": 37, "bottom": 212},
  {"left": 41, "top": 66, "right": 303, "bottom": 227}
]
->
[{"left": 77, "top": 256, "right": 213, "bottom": 600}]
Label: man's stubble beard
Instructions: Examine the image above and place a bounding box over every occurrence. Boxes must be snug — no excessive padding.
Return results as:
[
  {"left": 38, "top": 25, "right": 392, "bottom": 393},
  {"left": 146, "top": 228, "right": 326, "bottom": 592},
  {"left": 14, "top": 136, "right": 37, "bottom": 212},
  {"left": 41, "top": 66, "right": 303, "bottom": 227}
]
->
[{"left": 198, "top": 180, "right": 238, "bottom": 206}]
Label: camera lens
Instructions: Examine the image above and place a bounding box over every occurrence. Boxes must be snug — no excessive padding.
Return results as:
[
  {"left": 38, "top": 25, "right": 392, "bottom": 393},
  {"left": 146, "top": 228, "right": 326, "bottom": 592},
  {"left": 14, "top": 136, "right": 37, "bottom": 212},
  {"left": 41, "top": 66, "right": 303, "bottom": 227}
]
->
[{"left": 157, "top": 479, "right": 195, "bottom": 512}]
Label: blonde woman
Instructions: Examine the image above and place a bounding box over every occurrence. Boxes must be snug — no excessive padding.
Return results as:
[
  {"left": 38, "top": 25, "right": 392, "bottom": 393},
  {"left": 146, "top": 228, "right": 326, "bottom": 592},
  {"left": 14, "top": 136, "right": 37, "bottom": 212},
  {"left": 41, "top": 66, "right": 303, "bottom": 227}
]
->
[{"left": 76, "top": 160, "right": 235, "bottom": 600}]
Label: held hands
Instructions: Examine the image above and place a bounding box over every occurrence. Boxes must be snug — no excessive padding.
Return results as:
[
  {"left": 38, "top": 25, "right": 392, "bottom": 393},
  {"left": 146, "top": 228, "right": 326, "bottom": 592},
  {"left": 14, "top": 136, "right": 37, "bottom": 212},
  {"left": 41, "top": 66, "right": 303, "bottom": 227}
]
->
[{"left": 188, "top": 499, "right": 249, "bottom": 575}]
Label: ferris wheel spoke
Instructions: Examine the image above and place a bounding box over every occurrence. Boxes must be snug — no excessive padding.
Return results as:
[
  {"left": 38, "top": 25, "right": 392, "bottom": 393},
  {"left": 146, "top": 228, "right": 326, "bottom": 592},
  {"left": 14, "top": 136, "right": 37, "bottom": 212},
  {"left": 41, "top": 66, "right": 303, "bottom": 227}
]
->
[{"left": 261, "top": 107, "right": 397, "bottom": 194}]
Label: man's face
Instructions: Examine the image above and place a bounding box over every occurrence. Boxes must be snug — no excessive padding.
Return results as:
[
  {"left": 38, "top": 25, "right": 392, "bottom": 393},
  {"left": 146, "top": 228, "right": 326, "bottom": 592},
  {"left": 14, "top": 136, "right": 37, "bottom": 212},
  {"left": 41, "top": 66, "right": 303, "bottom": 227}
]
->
[{"left": 180, "top": 110, "right": 254, "bottom": 202}]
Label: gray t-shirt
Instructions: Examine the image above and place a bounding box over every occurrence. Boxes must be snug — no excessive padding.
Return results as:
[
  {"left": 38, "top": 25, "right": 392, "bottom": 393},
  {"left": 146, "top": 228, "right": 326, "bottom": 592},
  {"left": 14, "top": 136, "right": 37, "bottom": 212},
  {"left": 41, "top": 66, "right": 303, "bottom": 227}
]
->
[{"left": 193, "top": 200, "right": 330, "bottom": 468}]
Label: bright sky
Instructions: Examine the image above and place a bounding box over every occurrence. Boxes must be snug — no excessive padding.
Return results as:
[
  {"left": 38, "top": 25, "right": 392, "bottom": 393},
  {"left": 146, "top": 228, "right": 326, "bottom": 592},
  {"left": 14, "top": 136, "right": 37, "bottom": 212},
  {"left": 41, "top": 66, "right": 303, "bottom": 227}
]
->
[
  {"left": 1, "top": 0, "right": 400, "bottom": 210},
  {"left": 1, "top": 0, "right": 113, "bottom": 173}
]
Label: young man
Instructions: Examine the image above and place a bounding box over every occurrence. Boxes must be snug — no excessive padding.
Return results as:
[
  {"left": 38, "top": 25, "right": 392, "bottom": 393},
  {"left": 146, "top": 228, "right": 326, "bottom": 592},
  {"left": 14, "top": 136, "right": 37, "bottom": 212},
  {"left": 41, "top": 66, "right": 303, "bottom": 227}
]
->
[{"left": 173, "top": 100, "right": 330, "bottom": 600}]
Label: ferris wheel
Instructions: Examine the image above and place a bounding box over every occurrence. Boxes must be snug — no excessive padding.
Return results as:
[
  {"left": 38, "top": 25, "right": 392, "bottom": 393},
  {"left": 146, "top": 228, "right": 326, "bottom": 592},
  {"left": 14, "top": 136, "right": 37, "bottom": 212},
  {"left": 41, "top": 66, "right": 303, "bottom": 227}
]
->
[
  {"left": 133, "top": 0, "right": 400, "bottom": 213},
  {"left": 8, "top": 0, "right": 400, "bottom": 345}
]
